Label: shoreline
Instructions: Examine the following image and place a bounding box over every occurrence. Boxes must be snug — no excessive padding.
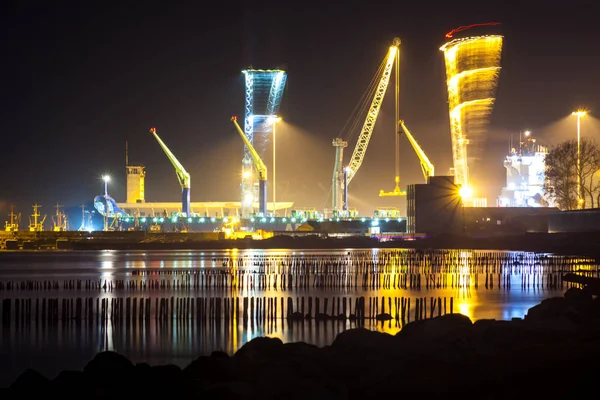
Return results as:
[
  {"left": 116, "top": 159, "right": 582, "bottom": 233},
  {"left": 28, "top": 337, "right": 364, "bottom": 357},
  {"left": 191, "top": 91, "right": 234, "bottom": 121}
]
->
[
  {"left": 3, "top": 232, "right": 600, "bottom": 259},
  {"left": 3, "top": 287, "right": 600, "bottom": 397}
]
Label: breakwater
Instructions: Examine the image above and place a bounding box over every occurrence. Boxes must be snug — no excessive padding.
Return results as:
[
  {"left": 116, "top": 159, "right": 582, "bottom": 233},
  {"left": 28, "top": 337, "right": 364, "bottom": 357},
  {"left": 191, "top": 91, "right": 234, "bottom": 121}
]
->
[{"left": 3, "top": 287, "right": 600, "bottom": 397}]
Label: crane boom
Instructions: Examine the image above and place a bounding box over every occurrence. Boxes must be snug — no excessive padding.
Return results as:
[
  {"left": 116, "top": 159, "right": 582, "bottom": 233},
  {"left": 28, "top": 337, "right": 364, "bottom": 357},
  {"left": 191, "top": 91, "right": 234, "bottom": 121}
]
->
[
  {"left": 231, "top": 117, "right": 267, "bottom": 181},
  {"left": 232, "top": 116, "right": 268, "bottom": 216},
  {"left": 150, "top": 128, "right": 190, "bottom": 188},
  {"left": 150, "top": 127, "right": 191, "bottom": 216},
  {"left": 399, "top": 120, "right": 435, "bottom": 181},
  {"left": 346, "top": 38, "right": 400, "bottom": 184}
]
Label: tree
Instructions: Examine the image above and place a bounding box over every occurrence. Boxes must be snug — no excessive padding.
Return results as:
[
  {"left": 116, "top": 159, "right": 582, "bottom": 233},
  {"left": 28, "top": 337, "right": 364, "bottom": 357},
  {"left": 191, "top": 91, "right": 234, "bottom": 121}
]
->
[{"left": 544, "top": 138, "right": 600, "bottom": 210}]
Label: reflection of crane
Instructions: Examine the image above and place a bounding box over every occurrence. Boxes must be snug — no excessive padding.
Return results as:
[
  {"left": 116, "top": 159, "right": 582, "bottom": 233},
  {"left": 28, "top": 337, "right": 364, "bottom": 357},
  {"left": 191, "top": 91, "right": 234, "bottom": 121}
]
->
[
  {"left": 150, "top": 127, "right": 191, "bottom": 217},
  {"left": 231, "top": 116, "right": 268, "bottom": 216},
  {"left": 399, "top": 120, "right": 435, "bottom": 181},
  {"left": 332, "top": 38, "right": 401, "bottom": 214}
]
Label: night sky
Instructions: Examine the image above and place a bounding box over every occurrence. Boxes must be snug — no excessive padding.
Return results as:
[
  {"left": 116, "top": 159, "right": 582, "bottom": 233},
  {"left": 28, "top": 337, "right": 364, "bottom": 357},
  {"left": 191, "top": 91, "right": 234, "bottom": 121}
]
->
[{"left": 2, "top": 1, "right": 600, "bottom": 218}]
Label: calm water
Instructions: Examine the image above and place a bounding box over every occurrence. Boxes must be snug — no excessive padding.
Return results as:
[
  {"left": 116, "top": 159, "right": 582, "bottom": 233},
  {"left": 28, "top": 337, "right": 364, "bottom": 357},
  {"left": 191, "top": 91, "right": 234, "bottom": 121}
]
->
[{"left": 0, "top": 248, "right": 595, "bottom": 386}]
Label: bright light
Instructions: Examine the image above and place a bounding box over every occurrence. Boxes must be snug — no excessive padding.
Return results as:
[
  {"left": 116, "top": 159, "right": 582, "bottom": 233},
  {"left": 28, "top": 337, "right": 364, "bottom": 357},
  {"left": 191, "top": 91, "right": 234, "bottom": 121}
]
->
[
  {"left": 102, "top": 175, "right": 111, "bottom": 183},
  {"left": 572, "top": 110, "right": 587, "bottom": 118},
  {"left": 459, "top": 185, "right": 474, "bottom": 200},
  {"left": 242, "top": 170, "right": 251, "bottom": 179},
  {"left": 524, "top": 130, "right": 531, "bottom": 137},
  {"left": 269, "top": 116, "right": 282, "bottom": 124}
]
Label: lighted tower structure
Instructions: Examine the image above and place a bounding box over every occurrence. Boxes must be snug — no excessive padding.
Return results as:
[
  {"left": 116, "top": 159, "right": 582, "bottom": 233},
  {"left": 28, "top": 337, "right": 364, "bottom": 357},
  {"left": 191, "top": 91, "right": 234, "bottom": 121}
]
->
[
  {"left": 440, "top": 24, "right": 503, "bottom": 204},
  {"left": 241, "top": 69, "right": 287, "bottom": 218},
  {"left": 125, "top": 141, "right": 146, "bottom": 204}
]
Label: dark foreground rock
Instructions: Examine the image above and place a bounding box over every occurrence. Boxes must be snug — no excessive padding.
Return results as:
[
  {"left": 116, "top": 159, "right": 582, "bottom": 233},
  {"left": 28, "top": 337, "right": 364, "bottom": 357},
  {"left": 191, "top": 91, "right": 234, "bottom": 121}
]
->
[{"left": 3, "top": 288, "right": 600, "bottom": 399}]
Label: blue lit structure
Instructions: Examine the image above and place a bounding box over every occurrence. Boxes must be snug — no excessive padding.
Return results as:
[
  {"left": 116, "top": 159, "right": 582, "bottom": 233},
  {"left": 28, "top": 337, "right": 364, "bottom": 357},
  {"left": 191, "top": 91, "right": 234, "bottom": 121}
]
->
[
  {"left": 241, "top": 69, "right": 287, "bottom": 218},
  {"left": 94, "top": 195, "right": 129, "bottom": 218}
]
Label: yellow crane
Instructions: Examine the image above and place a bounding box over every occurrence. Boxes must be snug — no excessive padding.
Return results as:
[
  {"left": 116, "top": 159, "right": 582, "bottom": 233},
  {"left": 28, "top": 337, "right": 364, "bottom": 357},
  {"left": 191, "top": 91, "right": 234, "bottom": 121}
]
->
[
  {"left": 332, "top": 38, "right": 402, "bottom": 214},
  {"left": 399, "top": 120, "right": 434, "bottom": 181},
  {"left": 231, "top": 116, "right": 268, "bottom": 216}
]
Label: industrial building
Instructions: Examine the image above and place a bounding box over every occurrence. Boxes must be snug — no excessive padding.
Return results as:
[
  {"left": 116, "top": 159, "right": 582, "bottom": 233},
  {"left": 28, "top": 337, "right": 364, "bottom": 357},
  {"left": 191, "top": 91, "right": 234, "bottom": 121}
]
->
[
  {"left": 407, "top": 176, "right": 463, "bottom": 236},
  {"left": 407, "top": 176, "right": 558, "bottom": 236}
]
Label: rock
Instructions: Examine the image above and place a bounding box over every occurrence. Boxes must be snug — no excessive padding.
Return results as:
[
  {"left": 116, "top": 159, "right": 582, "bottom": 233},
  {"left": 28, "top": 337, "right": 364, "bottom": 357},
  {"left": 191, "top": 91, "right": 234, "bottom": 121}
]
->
[
  {"left": 526, "top": 296, "right": 586, "bottom": 323},
  {"left": 9, "top": 369, "right": 49, "bottom": 391},
  {"left": 51, "top": 370, "right": 87, "bottom": 391},
  {"left": 331, "top": 327, "right": 395, "bottom": 353},
  {"left": 375, "top": 312, "right": 392, "bottom": 321},
  {"left": 83, "top": 351, "right": 134, "bottom": 377},
  {"left": 234, "top": 336, "right": 284, "bottom": 362},
  {"left": 202, "top": 381, "right": 253, "bottom": 400},
  {"left": 183, "top": 352, "right": 238, "bottom": 384},
  {"left": 397, "top": 313, "right": 472, "bottom": 343},
  {"left": 290, "top": 311, "right": 304, "bottom": 321}
]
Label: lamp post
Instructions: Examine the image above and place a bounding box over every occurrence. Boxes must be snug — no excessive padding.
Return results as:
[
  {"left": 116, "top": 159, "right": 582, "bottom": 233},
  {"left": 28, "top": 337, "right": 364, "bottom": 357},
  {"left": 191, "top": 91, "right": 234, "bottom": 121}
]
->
[
  {"left": 572, "top": 110, "right": 587, "bottom": 209},
  {"left": 102, "top": 175, "right": 111, "bottom": 196},
  {"left": 270, "top": 116, "right": 282, "bottom": 216},
  {"left": 102, "top": 175, "right": 111, "bottom": 231}
]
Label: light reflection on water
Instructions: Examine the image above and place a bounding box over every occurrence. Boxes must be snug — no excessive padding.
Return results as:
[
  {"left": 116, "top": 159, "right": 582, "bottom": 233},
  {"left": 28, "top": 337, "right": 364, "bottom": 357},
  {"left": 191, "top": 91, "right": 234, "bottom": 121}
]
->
[{"left": 0, "top": 248, "right": 596, "bottom": 386}]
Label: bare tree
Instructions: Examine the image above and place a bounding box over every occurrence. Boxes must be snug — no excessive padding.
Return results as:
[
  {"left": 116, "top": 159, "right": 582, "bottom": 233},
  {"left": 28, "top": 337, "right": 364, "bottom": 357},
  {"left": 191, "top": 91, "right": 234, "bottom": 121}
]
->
[{"left": 544, "top": 138, "right": 600, "bottom": 210}]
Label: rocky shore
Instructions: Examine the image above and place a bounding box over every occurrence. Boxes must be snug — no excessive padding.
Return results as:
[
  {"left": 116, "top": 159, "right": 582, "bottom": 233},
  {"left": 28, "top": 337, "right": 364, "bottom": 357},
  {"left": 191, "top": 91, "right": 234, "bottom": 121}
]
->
[{"left": 3, "top": 288, "right": 600, "bottom": 399}]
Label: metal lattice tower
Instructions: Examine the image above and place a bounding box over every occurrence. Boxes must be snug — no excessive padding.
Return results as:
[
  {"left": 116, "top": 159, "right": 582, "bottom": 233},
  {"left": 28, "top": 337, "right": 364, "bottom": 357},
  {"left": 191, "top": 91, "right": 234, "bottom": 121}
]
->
[
  {"left": 331, "top": 138, "right": 348, "bottom": 213},
  {"left": 240, "top": 69, "right": 287, "bottom": 218},
  {"left": 440, "top": 35, "right": 503, "bottom": 194}
]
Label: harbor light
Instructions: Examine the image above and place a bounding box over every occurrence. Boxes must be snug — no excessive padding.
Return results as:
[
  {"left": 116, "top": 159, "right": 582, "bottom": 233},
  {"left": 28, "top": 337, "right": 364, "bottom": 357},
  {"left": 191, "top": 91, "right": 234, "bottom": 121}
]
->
[
  {"left": 459, "top": 185, "right": 474, "bottom": 200},
  {"left": 572, "top": 109, "right": 588, "bottom": 209},
  {"left": 102, "top": 174, "right": 111, "bottom": 196}
]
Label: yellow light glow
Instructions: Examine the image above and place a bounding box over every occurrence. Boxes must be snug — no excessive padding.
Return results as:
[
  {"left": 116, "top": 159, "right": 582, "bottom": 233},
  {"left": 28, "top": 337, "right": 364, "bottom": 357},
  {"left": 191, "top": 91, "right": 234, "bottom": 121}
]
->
[
  {"left": 459, "top": 185, "right": 474, "bottom": 200},
  {"left": 242, "top": 170, "right": 251, "bottom": 179},
  {"left": 572, "top": 110, "right": 587, "bottom": 117},
  {"left": 441, "top": 35, "right": 503, "bottom": 190}
]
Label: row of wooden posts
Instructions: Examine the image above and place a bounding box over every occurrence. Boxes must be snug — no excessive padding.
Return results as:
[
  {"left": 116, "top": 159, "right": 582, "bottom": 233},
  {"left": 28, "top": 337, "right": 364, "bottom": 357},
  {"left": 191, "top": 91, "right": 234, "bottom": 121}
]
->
[
  {"left": 210, "top": 251, "right": 596, "bottom": 276},
  {"left": 0, "top": 271, "right": 566, "bottom": 292},
  {"left": 0, "top": 295, "right": 454, "bottom": 327}
]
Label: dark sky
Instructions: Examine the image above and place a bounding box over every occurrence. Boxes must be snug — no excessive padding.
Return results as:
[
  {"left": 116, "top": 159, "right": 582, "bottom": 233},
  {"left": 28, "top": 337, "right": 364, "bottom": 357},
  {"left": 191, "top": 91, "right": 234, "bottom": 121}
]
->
[{"left": 2, "top": 1, "right": 600, "bottom": 217}]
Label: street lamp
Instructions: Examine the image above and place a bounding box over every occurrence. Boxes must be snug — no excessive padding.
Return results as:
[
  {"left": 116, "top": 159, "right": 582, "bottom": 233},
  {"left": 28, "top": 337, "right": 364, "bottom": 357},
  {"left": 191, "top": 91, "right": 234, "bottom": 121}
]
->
[
  {"left": 270, "top": 116, "right": 282, "bottom": 216},
  {"left": 101, "top": 175, "right": 111, "bottom": 231},
  {"left": 572, "top": 110, "right": 587, "bottom": 209},
  {"left": 102, "top": 175, "right": 111, "bottom": 196}
]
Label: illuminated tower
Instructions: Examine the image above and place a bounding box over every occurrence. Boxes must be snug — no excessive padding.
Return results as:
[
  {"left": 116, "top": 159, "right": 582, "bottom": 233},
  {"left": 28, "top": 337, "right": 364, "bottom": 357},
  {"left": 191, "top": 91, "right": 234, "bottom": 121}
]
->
[
  {"left": 440, "top": 24, "right": 503, "bottom": 202},
  {"left": 241, "top": 69, "right": 287, "bottom": 218},
  {"left": 125, "top": 142, "right": 145, "bottom": 203}
]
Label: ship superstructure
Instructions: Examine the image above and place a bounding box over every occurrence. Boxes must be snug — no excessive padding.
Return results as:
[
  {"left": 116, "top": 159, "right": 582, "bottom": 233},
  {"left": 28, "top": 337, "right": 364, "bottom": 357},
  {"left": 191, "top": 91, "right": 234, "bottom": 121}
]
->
[{"left": 498, "top": 131, "right": 548, "bottom": 207}]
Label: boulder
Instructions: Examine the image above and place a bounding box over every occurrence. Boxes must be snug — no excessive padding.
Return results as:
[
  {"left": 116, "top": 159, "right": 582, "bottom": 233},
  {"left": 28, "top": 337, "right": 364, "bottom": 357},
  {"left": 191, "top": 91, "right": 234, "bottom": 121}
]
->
[
  {"left": 397, "top": 313, "right": 473, "bottom": 343},
  {"left": 83, "top": 351, "right": 134, "bottom": 377},
  {"left": 331, "top": 328, "right": 395, "bottom": 353},
  {"left": 526, "top": 296, "right": 585, "bottom": 323},
  {"left": 234, "top": 336, "right": 284, "bottom": 362},
  {"left": 9, "top": 369, "right": 49, "bottom": 391},
  {"left": 183, "top": 352, "right": 238, "bottom": 384}
]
